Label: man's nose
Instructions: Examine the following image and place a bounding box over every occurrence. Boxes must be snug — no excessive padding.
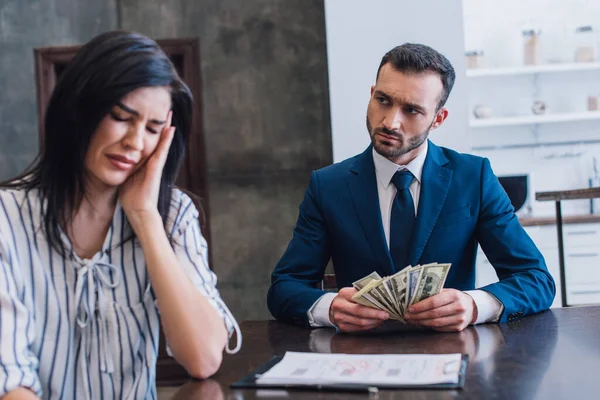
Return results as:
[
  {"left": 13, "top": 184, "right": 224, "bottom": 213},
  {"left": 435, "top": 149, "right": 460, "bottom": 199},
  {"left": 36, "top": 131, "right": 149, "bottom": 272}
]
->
[{"left": 382, "top": 108, "right": 402, "bottom": 131}]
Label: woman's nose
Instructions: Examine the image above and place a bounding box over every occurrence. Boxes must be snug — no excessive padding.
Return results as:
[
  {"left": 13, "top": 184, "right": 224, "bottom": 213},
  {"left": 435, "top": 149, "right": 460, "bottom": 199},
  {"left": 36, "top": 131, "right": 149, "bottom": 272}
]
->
[{"left": 122, "top": 125, "right": 144, "bottom": 151}]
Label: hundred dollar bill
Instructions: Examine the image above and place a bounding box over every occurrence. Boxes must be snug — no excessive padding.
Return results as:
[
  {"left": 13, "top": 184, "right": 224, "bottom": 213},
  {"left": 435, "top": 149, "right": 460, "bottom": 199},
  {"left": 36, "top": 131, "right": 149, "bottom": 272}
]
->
[
  {"left": 369, "top": 279, "right": 403, "bottom": 320},
  {"left": 351, "top": 279, "right": 388, "bottom": 310},
  {"left": 388, "top": 268, "right": 409, "bottom": 319},
  {"left": 381, "top": 276, "right": 403, "bottom": 318},
  {"left": 406, "top": 265, "right": 423, "bottom": 308},
  {"left": 352, "top": 279, "right": 403, "bottom": 320},
  {"left": 352, "top": 271, "right": 382, "bottom": 290},
  {"left": 409, "top": 263, "right": 451, "bottom": 306}
]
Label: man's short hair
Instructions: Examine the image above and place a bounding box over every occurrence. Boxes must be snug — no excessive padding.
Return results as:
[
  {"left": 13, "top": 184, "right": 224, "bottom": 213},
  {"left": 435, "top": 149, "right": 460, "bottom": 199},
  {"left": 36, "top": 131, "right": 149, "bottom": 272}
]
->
[{"left": 377, "top": 43, "right": 456, "bottom": 111}]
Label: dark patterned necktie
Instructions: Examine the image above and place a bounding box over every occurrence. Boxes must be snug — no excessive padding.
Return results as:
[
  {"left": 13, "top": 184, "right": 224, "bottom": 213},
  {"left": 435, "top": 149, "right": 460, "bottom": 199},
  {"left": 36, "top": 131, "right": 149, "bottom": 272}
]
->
[{"left": 389, "top": 170, "right": 416, "bottom": 271}]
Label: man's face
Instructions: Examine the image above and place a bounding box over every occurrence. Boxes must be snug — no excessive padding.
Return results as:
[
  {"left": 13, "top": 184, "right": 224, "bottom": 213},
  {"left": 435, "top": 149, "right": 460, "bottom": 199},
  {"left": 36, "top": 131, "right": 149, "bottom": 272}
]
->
[{"left": 366, "top": 63, "right": 448, "bottom": 164}]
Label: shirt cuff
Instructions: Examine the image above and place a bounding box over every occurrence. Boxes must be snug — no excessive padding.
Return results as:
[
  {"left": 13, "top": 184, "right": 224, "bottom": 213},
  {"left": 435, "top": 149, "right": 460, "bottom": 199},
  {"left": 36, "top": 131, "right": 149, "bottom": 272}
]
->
[
  {"left": 464, "top": 290, "right": 504, "bottom": 324},
  {"left": 306, "top": 292, "right": 337, "bottom": 328}
]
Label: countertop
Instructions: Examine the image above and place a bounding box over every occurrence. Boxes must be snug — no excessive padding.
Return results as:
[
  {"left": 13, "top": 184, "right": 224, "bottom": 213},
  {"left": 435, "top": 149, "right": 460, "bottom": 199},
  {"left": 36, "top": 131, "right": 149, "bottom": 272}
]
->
[
  {"left": 519, "top": 214, "right": 600, "bottom": 226},
  {"left": 536, "top": 187, "right": 600, "bottom": 202}
]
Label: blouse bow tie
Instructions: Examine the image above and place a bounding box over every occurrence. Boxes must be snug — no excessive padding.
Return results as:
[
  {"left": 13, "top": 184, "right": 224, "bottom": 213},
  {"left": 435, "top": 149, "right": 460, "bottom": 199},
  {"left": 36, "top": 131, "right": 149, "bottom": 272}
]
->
[{"left": 74, "top": 260, "right": 120, "bottom": 375}]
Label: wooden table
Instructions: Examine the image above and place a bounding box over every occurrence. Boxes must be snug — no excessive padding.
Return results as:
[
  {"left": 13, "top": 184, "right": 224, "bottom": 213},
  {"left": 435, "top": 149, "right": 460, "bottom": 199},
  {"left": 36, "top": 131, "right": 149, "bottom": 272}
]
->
[
  {"left": 536, "top": 187, "right": 600, "bottom": 307},
  {"left": 158, "top": 306, "right": 600, "bottom": 399}
]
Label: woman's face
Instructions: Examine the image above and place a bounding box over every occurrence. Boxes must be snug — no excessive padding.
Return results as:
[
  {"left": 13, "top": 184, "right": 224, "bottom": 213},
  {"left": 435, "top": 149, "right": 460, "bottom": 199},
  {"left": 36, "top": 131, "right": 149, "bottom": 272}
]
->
[{"left": 84, "top": 86, "right": 172, "bottom": 191}]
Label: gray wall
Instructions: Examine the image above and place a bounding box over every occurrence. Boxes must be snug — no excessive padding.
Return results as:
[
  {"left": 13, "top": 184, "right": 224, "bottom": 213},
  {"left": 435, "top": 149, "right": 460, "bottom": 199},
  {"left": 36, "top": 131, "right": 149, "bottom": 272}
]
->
[{"left": 0, "top": 0, "right": 332, "bottom": 320}]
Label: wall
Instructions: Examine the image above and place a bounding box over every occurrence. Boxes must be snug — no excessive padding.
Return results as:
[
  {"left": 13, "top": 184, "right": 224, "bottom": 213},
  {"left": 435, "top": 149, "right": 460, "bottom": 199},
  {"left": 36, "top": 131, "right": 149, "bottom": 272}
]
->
[
  {"left": 0, "top": 0, "right": 332, "bottom": 320},
  {"left": 463, "top": 0, "right": 600, "bottom": 216},
  {"left": 324, "top": 0, "right": 470, "bottom": 163},
  {"left": 0, "top": 0, "right": 118, "bottom": 177}
]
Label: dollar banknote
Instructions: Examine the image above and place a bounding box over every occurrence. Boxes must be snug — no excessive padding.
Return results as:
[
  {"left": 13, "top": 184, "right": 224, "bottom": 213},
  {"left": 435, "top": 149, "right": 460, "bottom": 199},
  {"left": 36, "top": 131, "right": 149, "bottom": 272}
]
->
[
  {"left": 387, "top": 269, "right": 409, "bottom": 319},
  {"left": 407, "top": 265, "right": 423, "bottom": 308},
  {"left": 409, "top": 263, "right": 451, "bottom": 306},
  {"left": 352, "top": 279, "right": 389, "bottom": 311},
  {"left": 350, "top": 263, "right": 451, "bottom": 321},
  {"left": 352, "top": 271, "right": 382, "bottom": 290}
]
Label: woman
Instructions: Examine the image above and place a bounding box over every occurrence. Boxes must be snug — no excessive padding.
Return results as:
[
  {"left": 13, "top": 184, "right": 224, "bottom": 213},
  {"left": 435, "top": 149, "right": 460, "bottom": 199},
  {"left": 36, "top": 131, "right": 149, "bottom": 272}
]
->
[{"left": 0, "top": 31, "right": 240, "bottom": 400}]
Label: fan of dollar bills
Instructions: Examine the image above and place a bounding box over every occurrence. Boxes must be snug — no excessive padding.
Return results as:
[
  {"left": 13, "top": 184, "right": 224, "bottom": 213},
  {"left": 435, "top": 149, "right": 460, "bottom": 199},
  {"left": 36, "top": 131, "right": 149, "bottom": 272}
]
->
[{"left": 351, "top": 263, "right": 451, "bottom": 322}]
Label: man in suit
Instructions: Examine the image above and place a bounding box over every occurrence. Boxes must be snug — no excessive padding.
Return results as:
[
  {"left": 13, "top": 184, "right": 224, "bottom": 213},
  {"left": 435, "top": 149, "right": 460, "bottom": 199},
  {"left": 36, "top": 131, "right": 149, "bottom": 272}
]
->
[{"left": 267, "top": 43, "right": 555, "bottom": 333}]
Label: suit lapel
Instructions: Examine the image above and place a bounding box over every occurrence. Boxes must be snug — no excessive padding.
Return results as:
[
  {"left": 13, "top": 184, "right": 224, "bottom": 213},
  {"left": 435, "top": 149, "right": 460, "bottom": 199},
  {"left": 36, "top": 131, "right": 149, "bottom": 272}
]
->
[
  {"left": 410, "top": 141, "right": 453, "bottom": 264},
  {"left": 347, "top": 147, "right": 396, "bottom": 276}
]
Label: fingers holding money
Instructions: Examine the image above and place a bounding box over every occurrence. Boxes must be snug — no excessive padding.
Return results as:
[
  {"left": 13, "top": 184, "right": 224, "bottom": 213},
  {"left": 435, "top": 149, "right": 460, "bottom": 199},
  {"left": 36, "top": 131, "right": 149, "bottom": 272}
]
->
[
  {"left": 404, "top": 289, "right": 478, "bottom": 332},
  {"left": 330, "top": 287, "right": 390, "bottom": 332}
]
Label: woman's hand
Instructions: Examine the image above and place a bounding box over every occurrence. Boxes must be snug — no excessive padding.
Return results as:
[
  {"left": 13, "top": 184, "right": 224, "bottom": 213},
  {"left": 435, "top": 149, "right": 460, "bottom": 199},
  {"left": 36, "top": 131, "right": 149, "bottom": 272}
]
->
[{"left": 119, "top": 111, "right": 175, "bottom": 223}]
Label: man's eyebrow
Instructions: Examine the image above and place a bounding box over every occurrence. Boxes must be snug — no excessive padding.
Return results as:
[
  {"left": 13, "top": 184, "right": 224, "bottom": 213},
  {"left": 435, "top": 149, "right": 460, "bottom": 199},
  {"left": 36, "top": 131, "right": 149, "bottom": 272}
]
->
[
  {"left": 115, "top": 102, "right": 167, "bottom": 125},
  {"left": 373, "top": 90, "right": 426, "bottom": 112},
  {"left": 404, "top": 102, "right": 426, "bottom": 113},
  {"left": 373, "top": 89, "right": 390, "bottom": 99}
]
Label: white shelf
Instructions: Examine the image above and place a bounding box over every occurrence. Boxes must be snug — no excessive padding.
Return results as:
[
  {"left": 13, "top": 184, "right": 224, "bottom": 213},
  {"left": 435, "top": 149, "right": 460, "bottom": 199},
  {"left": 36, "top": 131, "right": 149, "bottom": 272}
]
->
[
  {"left": 466, "top": 62, "right": 600, "bottom": 77},
  {"left": 470, "top": 111, "right": 600, "bottom": 128}
]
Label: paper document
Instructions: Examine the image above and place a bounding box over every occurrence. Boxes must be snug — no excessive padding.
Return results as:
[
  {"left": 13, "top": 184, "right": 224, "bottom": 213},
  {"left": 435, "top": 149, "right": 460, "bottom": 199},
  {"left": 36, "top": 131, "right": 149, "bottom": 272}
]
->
[{"left": 256, "top": 352, "right": 463, "bottom": 387}]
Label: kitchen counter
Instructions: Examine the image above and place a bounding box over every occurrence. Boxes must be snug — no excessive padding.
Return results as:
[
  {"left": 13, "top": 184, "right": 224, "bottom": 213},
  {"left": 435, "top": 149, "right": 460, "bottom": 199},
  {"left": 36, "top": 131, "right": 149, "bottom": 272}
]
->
[
  {"left": 536, "top": 187, "right": 600, "bottom": 201},
  {"left": 520, "top": 214, "right": 600, "bottom": 226},
  {"left": 534, "top": 187, "right": 600, "bottom": 307}
]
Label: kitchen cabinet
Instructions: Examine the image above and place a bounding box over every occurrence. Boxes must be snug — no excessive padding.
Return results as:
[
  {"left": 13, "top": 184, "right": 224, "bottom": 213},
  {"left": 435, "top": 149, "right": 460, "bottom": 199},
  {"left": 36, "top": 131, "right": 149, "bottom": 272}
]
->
[{"left": 476, "top": 220, "right": 600, "bottom": 308}]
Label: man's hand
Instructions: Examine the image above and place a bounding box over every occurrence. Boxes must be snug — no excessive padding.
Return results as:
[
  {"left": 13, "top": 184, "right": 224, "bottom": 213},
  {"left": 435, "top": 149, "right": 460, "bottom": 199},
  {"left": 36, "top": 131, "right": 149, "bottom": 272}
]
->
[
  {"left": 329, "top": 287, "right": 389, "bottom": 332},
  {"left": 404, "top": 289, "right": 478, "bottom": 332}
]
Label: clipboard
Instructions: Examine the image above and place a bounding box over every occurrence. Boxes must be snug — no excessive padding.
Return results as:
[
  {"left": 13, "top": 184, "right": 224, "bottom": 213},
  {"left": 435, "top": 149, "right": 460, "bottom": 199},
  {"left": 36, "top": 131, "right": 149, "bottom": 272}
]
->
[{"left": 231, "top": 354, "right": 469, "bottom": 391}]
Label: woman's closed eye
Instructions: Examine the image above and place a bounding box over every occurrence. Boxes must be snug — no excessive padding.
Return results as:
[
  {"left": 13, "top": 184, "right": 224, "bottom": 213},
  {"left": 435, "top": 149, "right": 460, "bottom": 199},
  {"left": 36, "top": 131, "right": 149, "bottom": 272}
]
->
[
  {"left": 111, "top": 112, "right": 160, "bottom": 134},
  {"left": 110, "top": 111, "right": 129, "bottom": 122}
]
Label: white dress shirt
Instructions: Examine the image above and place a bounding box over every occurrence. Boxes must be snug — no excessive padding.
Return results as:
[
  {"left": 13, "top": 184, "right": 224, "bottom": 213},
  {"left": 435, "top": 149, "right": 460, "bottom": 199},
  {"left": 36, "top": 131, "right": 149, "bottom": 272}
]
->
[{"left": 307, "top": 142, "right": 503, "bottom": 328}]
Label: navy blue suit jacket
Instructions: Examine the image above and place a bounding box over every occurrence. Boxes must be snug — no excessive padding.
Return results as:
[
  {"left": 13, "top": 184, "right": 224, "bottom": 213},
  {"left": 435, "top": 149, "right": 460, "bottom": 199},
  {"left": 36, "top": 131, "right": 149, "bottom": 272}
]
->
[{"left": 267, "top": 141, "right": 555, "bottom": 326}]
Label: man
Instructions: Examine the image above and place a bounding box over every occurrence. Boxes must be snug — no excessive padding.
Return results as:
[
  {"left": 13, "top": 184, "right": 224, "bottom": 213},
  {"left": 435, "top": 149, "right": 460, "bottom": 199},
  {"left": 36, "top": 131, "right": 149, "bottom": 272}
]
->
[{"left": 267, "top": 43, "right": 555, "bottom": 333}]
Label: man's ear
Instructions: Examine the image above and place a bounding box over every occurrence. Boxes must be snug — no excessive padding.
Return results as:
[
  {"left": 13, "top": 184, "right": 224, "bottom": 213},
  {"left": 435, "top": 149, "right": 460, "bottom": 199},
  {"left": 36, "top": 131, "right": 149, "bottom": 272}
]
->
[
  {"left": 430, "top": 108, "right": 449, "bottom": 130},
  {"left": 370, "top": 85, "right": 375, "bottom": 96}
]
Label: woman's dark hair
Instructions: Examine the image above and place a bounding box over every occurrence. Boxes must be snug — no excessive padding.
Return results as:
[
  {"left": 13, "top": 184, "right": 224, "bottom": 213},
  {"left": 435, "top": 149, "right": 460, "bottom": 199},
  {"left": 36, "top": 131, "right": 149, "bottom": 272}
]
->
[
  {"left": 376, "top": 43, "right": 456, "bottom": 111},
  {"left": 2, "top": 30, "right": 193, "bottom": 254}
]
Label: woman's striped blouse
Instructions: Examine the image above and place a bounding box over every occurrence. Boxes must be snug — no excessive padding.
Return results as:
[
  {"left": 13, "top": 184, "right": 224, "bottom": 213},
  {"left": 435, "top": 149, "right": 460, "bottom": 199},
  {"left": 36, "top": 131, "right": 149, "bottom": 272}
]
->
[{"left": 0, "top": 187, "right": 239, "bottom": 399}]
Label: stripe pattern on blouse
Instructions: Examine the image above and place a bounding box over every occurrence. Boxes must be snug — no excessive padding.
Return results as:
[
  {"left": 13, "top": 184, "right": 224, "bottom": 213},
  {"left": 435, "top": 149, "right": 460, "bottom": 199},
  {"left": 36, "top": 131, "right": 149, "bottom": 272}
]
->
[{"left": 0, "top": 188, "right": 237, "bottom": 399}]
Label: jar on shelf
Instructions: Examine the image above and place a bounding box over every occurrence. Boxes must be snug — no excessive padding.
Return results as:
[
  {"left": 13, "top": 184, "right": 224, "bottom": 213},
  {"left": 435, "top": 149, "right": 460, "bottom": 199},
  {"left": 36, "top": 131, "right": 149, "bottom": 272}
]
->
[
  {"left": 522, "top": 29, "right": 542, "bottom": 65},
  {"left": 574, "top": 26, "right": 596, "bottom": 62},
  {"left": 589, "top": 95, "right": 600, "bottom": 111},
  {"left": 465, "top": 50, "right": 484, "bottom": 69},
  {"left": 473, "top": 104, "right": 492, "bottom": 119},
  {"left": 531, "top": 100, "right": 548, "bottom": 115}
]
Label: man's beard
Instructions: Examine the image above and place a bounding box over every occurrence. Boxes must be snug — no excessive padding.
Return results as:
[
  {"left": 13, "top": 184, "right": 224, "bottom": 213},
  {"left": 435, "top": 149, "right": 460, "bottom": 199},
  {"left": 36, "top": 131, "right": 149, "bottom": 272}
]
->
[{"left": 366, "top": 116, "right": 434, "bottom": 159}]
